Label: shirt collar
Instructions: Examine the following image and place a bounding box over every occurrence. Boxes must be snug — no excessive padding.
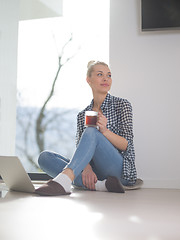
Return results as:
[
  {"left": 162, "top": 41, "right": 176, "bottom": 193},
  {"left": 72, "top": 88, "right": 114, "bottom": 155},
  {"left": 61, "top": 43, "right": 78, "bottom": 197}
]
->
[{"left": 100, "top": 93, "right": 111, "bottom": 111}]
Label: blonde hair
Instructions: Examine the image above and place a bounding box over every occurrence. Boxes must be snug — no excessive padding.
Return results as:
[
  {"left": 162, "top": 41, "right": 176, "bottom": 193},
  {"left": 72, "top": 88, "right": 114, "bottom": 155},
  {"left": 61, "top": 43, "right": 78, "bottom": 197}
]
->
[{"left": 87, "top": 60, "right": 109, "bottom": 77}]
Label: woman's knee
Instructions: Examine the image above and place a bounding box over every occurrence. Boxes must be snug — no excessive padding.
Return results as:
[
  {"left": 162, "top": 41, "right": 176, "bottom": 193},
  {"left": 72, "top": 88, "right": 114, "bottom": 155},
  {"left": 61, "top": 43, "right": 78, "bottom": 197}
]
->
[
  {"left": 84, "top": 127, "right": 99, "bottom": 138},
  {"left": 38, "top": 150, "right": 53, "bottom": 168}
]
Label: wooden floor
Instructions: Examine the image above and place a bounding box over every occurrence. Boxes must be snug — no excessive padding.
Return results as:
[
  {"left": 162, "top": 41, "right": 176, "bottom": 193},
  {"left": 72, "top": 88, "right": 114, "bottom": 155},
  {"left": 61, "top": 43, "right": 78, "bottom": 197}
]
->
[{"left": 0, "top": 185, "right": 180, "bottom": 240}]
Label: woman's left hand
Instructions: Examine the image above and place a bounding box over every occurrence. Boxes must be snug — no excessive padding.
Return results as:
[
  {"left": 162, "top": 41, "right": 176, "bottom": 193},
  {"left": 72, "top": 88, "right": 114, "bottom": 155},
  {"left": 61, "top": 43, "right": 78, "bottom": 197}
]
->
[{"left": 97, "top": 112, "right": 108, "bottom": 134}]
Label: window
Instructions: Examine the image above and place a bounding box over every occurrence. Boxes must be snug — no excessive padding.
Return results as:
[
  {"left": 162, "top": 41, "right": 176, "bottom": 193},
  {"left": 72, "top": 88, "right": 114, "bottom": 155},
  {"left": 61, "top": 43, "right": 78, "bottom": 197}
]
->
[{"left": 16, "top": 0, "right": 110, "bottom": 177}]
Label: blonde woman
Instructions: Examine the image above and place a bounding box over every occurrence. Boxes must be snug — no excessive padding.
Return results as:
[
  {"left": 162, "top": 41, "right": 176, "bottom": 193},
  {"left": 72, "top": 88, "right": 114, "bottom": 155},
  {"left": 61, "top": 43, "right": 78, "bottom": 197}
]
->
[{"left": 35, "top": 61, "right": 137, "bottom": 196}]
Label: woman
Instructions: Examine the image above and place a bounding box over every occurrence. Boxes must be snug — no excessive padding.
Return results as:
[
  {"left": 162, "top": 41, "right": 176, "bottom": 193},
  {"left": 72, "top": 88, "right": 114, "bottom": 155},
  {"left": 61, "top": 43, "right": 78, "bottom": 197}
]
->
[{"left": 35, "top": 61, "right": 137, "bottom": 196}]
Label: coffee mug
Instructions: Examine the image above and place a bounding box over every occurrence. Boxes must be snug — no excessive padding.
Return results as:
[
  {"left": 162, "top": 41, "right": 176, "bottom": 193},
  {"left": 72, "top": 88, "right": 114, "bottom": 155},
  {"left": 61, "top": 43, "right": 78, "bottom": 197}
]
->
[{"left": 85, "top": 111, "right": 98, "bottom": 127}]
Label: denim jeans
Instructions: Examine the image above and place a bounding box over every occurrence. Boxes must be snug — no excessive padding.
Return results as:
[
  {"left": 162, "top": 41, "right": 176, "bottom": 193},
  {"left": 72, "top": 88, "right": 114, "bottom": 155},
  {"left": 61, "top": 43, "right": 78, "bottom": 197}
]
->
[{"left": 38, "top": 127, "right": 129, "bottom": 188}]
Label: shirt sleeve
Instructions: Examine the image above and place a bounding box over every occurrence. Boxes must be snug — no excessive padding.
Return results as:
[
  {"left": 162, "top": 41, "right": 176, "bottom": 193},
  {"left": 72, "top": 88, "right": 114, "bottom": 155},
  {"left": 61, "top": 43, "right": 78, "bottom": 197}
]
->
[
  {"left": 75, "top": 112, "right": 85, "bottom": 147},
  {"left": 118, "top": 99, "right": 134, "bottom": 144},
  {"left": 118, "top": 99, "right": 136, "bottom": 183}
]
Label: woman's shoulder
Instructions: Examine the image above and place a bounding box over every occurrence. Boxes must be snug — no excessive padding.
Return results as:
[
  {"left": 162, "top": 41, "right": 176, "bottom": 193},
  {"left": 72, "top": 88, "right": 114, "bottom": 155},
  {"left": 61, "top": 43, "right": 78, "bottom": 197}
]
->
[
  {"left": 77, "top": 110, "right": 84, "bottom": 121},
  {"left": 111, "top": 95, "right": 132, "bottom": 108},
  {"left": 77, "top": 106, "right": 89, "bottom": 119}
]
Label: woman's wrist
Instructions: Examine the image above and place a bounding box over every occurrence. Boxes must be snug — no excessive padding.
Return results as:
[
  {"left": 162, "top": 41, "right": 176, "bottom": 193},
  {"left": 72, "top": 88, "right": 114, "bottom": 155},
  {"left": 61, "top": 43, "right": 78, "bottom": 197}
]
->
[
  {"left": 102, "top": 128, "right": 109, "bottom": 136},
  {"left": 83, "top": 163, "right": 92, "bottom": 172}
]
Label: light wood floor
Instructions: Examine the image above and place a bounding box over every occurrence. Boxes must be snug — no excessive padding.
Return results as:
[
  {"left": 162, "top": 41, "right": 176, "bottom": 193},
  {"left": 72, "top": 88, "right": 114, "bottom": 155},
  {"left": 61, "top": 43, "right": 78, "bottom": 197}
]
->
[{"left": 0, "top": 185, "right": 180, "bottom": 240}]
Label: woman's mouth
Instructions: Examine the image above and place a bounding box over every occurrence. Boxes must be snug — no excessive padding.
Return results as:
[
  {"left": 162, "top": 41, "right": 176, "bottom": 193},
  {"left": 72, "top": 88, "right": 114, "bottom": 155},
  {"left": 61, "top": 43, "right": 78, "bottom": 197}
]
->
[{"left": 101, "top": 84, "right": 109, "bottom": 87}]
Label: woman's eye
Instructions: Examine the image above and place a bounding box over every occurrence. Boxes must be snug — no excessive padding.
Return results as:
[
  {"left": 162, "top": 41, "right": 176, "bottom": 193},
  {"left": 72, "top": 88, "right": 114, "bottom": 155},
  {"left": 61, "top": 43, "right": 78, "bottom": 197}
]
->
[
  {"left": 97, "top": 73, "right": 102, "bottom": 76},
  {"left": 108, "top": 74, "right": 111, "bottom": 78}
]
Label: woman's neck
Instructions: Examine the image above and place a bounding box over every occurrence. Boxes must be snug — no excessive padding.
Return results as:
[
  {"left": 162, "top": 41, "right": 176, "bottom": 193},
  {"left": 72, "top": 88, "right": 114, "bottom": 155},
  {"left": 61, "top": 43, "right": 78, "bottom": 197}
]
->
[{"left": 92, "top": 93, "right": 108, "bottom": 111}]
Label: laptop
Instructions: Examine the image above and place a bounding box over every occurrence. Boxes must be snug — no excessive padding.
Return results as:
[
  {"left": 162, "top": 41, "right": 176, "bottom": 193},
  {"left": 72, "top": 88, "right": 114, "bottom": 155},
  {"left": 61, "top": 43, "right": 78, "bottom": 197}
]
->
[{"left": 0, "top": 156, "right": 41, "bottom": 193}]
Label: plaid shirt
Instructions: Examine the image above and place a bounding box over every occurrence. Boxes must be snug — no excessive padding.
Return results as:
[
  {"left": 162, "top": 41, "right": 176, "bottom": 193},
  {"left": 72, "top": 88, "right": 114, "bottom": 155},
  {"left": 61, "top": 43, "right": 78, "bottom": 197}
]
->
[{"left": 76, "top": 93, "right": 137, "bottom": 184}]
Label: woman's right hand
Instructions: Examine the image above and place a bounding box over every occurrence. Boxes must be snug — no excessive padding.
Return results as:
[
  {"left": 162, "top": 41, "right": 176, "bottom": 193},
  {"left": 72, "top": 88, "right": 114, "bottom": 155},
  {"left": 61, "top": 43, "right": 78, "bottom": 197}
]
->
[{"left": 82, "top": 164, "right": 97, "bottom": 190}]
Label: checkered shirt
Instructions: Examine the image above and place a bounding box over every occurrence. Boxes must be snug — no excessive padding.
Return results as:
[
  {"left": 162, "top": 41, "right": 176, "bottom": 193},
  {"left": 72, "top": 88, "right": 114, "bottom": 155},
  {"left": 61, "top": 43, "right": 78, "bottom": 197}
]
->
[{"left": 76, "top": 93, "right": 137, "bottom": 184}]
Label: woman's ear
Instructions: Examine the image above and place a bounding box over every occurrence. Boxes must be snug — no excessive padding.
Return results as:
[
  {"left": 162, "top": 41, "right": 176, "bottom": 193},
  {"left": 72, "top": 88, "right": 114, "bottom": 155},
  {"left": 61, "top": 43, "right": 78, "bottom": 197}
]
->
[{"left": 86, "top": 77, "right": 91, "bottom": 85}]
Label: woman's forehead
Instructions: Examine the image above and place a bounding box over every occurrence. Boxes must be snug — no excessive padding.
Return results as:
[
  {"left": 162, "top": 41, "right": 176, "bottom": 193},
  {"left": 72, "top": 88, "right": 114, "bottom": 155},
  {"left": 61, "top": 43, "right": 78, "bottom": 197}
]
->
[{"left": 93, "top": 64, "right": 111, "bottom": 72}]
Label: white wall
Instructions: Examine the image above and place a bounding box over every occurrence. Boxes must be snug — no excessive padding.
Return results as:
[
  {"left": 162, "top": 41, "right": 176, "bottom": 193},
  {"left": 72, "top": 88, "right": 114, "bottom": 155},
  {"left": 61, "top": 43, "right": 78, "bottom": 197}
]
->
[
  {"left": 19, "top": 0, "right": 63, "bottom": 20},
  {"left": 110, "top": 0, "right": 180, "bottom": 189},
  {"left": 0, "top": 0, "right": 19, "bottom": 155}
]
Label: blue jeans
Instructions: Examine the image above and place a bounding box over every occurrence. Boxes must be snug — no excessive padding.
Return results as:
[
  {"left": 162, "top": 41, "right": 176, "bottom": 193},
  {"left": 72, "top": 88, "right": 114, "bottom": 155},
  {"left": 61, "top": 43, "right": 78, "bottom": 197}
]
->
[{"left": 38, "top": 127, "right": 129, "bottom": 188}]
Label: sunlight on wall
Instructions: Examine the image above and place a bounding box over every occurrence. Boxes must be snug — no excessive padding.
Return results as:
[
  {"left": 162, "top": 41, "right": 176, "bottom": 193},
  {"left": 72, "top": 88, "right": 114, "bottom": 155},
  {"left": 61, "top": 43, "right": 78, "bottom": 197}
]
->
[{"left": 128, "top": 215, "right": 142, "bottom": 224}]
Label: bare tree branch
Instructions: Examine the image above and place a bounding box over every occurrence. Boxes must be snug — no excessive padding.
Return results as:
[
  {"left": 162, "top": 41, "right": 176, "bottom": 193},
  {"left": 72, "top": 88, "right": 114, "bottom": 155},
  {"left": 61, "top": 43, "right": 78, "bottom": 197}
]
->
[
  {"left": 16, "top": 34, "right": 80, "bottom": 170},
  {"left": 35, "top": 34, "right": 80, "bottom": 153}
]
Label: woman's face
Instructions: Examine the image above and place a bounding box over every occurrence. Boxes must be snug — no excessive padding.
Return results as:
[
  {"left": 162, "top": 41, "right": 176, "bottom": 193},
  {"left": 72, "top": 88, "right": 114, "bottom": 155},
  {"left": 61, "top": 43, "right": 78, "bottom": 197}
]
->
[{"left": 87, "top": 64, "right": 112, "bottom": 94}]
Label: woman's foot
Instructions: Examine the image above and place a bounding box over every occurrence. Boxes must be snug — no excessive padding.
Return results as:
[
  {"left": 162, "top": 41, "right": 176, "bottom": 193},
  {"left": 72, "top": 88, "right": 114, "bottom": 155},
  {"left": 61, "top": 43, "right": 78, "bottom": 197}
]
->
[
  {"left": 95, "top": 176, "right": 125, "bottom": 193},
  {"left": 35, "top": 172, "right": 73, "bottom": 196},
  {"left": 35, "top": 179, "right": 71, "bottom": 196},
  {"left": 105, "top": 176, "right": 125, "bottom": 193}
]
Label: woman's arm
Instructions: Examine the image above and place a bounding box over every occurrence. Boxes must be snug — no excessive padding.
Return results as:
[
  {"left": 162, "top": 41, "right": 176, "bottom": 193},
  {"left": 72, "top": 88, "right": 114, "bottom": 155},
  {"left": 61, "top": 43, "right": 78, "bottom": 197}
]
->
[
  {"left": 97, "top": 112, "right": 128, "bottom": 151},
  {"left": 82, "top": 164, "right": 97, "bottom": 190},
  {"left": 103, "top": 128, "right": 128, "bottom": 151}
]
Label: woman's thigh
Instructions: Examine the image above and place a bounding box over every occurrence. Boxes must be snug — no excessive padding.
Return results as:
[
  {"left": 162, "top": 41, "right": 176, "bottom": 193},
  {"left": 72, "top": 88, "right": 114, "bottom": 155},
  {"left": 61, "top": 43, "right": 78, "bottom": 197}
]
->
[{"left": 38, "top": 150, "right": 70, "bottom": 178}]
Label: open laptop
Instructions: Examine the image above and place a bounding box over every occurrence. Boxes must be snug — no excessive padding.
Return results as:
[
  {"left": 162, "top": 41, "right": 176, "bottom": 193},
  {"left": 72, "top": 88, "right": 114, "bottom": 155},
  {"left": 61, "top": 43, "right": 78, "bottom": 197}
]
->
[{"left": 0, "top": 156, "right": 41, "bottom": 193}]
